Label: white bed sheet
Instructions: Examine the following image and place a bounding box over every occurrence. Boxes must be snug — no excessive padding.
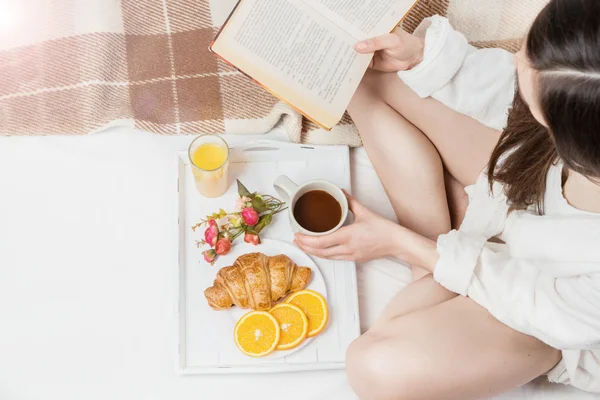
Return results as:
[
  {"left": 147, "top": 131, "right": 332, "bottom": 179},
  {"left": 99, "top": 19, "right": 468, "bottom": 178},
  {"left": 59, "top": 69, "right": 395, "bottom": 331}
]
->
[{"left": 0, "top": 127, "right": 594, "bottom": 400}]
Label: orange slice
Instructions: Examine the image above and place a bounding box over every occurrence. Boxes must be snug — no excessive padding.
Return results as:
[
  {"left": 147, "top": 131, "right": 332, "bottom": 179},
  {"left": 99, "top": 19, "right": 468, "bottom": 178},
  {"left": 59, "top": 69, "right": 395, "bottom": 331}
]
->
[
  {"left": 285, "top": 290, "right": 329, "bottom": 338},
  {"left": 234, "top": 311, "right": 280, "bottom": 357},
  {"left": 269, "top": 303, "right": 309, "bottom": 351}
]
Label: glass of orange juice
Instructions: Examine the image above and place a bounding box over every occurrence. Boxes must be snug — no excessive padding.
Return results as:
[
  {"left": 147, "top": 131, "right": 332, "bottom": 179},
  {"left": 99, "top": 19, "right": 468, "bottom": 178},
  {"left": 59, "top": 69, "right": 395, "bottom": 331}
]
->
[{"left": 188, "top": 135, "right": 230, "bottom": 198}]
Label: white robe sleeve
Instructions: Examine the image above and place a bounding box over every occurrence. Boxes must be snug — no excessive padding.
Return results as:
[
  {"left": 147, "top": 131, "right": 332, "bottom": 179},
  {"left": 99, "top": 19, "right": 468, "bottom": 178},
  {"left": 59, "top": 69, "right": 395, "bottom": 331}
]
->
[
  {"left": 397, "top": 16, "right": 517, "bottom": 131},
  {"left": 434, "top": 229, "right": 600, "bottom": 350}
]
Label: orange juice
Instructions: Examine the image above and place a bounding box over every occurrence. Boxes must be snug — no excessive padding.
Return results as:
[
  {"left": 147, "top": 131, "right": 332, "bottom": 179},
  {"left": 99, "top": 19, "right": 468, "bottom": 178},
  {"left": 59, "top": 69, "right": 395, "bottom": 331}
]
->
[
  {"left": 189, "top": 136, "right": 230, "bottom": 198},
  {"left": 192, "top": 144, "right": 227, "bottom": 170}
]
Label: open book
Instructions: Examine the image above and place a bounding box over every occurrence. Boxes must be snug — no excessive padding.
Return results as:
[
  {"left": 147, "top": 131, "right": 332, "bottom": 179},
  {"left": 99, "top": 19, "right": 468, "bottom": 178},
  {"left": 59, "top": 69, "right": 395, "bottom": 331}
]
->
[{"left": 210, "top": 0, "right": 420, "bottom": 130}]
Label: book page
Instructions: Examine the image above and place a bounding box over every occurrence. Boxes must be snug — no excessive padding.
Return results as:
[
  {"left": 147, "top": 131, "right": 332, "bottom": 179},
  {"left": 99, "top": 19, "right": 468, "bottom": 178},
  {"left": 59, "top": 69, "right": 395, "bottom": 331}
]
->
[
  {"left": 302, "top": 0, "right": 418, "bottom": 40},
  {"left": 213, "top": 0, "right": 372, "bottom": 127}
]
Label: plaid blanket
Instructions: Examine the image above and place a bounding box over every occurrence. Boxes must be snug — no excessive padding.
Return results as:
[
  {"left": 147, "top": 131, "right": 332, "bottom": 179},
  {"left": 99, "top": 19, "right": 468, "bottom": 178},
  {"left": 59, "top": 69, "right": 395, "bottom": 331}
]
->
[{"left": 0, "top": 0, "right": 548, "bottom": 145}]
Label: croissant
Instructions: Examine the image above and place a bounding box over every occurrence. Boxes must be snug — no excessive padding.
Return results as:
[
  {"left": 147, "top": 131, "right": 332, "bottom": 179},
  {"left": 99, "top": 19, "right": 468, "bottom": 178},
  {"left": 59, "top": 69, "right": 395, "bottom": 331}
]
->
[{"left": 204, "top": 253, "right": 311, "bottom": 311}]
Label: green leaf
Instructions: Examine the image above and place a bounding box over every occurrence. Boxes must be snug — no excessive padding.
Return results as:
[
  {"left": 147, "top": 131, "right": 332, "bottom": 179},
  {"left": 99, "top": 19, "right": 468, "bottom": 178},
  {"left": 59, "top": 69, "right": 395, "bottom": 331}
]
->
[
  {"left": 254, "top": 218, "right": 265, "bottom": 233},
  {"left": 219, "top": 208, "right": 227, "bottom": 218},
  {"left": 254, "top": 214, "right": 272, "bottom": 233},
  {"left": 252, "top": 197, "right": 267, "bottom": 213},
  {"left": 263, "top": 213, "right": 272, "bottom": 226},
  {"left": 237, "top": 180, "right": 253, "bottom": 198}
]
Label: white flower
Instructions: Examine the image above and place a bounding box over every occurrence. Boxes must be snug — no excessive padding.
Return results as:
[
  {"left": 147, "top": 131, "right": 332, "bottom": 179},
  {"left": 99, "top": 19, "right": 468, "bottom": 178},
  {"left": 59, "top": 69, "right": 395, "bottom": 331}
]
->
[
  {"left": 235, "top": 196, "right": 252, "bottom": 211},
  {"left": 229, "top": 216, "right": 242, "bottom": 227}
]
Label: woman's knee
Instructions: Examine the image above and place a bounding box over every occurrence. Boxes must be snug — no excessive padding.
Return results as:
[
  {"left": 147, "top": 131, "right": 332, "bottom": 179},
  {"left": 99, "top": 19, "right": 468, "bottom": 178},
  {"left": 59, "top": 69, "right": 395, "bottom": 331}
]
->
[
  {"left": 346, "top": 332, "right": 430, "bottom": 400},
  {"left": 346, "top": 334, "right": 389, "bottom": 400}
]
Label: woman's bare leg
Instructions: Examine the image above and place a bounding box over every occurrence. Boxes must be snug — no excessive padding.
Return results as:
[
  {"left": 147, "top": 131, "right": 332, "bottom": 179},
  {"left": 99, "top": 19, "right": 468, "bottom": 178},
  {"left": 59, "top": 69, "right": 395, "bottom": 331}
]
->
[
  {"left": 369, "top": 275, "right": 457, "bottom": 331},
  {"left": 445, "top": 170, "right": 469, "bottom": 229},
  {"left": 347, "top": 296, "right": 561, "bottom": 400},
  {"left": 367, "top": 70, "right": 502, "bottom": 186},
  {"left": 348, "top": 74, "right": 451, "bottom": 280},
  {"left": 347, "top": 70, "right": 498, "bottom": 278}
]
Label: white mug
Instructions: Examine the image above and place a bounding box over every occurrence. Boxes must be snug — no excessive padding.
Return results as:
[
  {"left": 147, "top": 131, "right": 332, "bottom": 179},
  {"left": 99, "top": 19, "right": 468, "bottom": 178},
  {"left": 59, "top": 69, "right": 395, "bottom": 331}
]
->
[{"left": 273, "top": 175, "right": 349, "bottom": 236}]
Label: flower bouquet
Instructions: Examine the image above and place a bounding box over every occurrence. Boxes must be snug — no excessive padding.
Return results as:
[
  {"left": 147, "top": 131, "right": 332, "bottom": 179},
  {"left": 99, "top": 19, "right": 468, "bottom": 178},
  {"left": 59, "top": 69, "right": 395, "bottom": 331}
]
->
[{"left": 192, "top": 180, "right": 287, "bottom": 265}]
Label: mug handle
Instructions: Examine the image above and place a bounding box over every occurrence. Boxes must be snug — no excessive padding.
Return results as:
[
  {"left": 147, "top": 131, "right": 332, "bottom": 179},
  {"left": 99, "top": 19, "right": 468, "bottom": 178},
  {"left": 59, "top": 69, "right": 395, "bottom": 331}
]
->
[{"left": 273, "top": 175, "right": 298, "bottom": 201}]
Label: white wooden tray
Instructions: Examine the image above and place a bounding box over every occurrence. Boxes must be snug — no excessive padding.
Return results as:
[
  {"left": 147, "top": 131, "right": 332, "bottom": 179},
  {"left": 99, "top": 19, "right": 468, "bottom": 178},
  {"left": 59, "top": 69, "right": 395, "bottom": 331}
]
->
[{"left": 176, "top": 138, "right": 361, "bottom": 374}]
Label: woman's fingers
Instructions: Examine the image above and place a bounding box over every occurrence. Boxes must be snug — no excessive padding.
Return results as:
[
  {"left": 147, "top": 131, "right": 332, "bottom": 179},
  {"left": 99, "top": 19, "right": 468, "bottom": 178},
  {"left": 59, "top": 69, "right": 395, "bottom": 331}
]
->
[
  {"left": 294, "top": 229, "right": 354, "bottom": 259},
  {"left": 342, "top": 189, "right": 369, "bottom": 218},
  {"left": 294, "top": 241, "right": 351, "bottom": 259},
  {"left": 355, "top": 33, "right": 403, "bottom": 53},
  {"left": 342, "top": 189, "right": 360, "bottom": 212},
  {"left": 294, "top": 228, "right": 349, "bottom": 249}
]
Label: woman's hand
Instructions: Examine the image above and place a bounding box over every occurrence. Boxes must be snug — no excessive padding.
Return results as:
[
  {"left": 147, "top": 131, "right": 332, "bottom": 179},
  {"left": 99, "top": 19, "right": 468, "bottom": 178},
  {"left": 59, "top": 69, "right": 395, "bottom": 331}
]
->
[
  {"left": 294, "top": 191, "right": 406, "bottom": 262},
  {"left": 354, "top": 29, "right": 425, "bottom": 72},
  {"left": 294, "top": 191, "right": 440, "bottom": 269}
]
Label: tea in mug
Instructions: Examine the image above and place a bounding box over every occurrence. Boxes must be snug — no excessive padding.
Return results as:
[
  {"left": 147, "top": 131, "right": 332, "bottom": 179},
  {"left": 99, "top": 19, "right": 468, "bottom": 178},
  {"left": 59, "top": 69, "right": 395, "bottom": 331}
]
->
[{"left": 293, "top": 190, "right": 342, "bottom": 233}]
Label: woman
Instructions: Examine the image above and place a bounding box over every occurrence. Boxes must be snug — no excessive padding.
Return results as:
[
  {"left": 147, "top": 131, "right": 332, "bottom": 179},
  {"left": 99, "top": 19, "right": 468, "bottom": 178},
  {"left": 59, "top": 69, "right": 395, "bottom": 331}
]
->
[{"left": 294, "top": 0, "right": 600, "bottom": 398}]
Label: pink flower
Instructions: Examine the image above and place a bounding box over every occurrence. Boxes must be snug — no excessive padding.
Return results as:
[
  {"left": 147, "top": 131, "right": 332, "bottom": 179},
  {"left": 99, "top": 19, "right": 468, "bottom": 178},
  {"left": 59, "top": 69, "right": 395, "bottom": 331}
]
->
[
  {"left": 241, "top": 207, "right": 259, "bottom": 226},
  {"left": 235, "top": 196, "right": 252, "bottom": 211},
  {"left": 244, "top": 232, "right": 261, "bottom": 246},
  {"left": 204, "top": 220, "right": 219, "bottom": 247},
  {"left": 215, "top": 238, "right": 232, "bottom": 256},
  {"left": 203, "top": 249, "right": 217, "bottom": 265}
]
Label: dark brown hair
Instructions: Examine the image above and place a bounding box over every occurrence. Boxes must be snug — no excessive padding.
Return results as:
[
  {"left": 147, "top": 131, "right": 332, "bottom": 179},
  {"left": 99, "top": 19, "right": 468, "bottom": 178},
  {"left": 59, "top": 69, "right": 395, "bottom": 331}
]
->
[{"left": 487, "top": 0, "right": 600, "bottom": 214}]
